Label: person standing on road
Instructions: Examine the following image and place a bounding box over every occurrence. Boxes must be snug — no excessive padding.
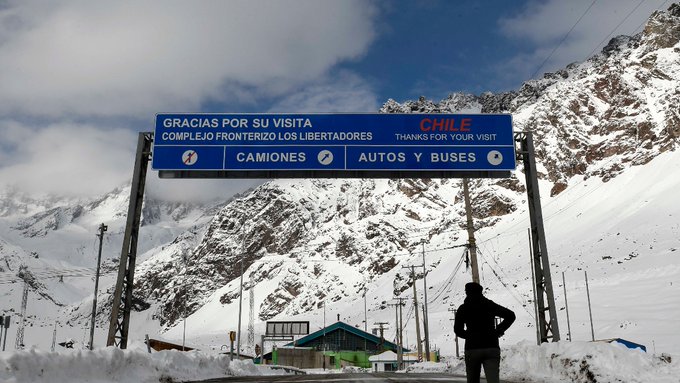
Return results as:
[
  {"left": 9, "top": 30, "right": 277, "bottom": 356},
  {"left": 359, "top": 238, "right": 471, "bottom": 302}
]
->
[{"left": 454, "top": 282, "right": 516, "bottom": 383}]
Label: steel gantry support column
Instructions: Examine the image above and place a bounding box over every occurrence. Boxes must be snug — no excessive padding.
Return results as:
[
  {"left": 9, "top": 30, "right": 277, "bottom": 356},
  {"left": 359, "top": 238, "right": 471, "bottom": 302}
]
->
[
  {"left": 107, "top": 132, "right": 153, "bottom": 348},
  {"left": 515, "top": 132, "right": 561, "bottom": 343}
]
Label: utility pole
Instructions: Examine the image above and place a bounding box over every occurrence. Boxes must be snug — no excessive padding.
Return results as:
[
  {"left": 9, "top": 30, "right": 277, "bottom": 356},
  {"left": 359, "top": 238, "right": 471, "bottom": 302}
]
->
[
  {"left": 374, "top": 322, "right": 389, "bottom": 351},
  {"left": 15, "top": 266, "right": 30, "bottom": 350},
  {"left": 404, "top": 265, "right": 423, "bottom": 361},
  {"left": 516, "top": 132, "right": 561, "bottom": 342},
  {"left": 562, "top": 272, "right": 572, "bottom": 342},
  {"left": 89, "top": 223, "right": 107, "bottom": 350},
  {"left": 323, "top": 300, "right": 326, "bottom": 363},
  {"left": 364, "top": 287, "right": 368, "bottom": 353},
  {"left": 421, "top": 243, "right": 431, "bottom": 361},
  {"left": 107, "top": 132, "right": 152, "bottom": 349},
  {"left": 51, "top": 321, "right": 57, "bottom": 352},
  {"left": 388, "top": 302, "right": 403, "bottom": 370},
  {"left": 1, "top": 315, "right": 8, "bottom": 351},
  {"left": 237, "top": 243, "right": 245, "bottom": 357},
  {"left": 390, "top": 298, "right": 407, "bottom": 370},
  {"left": 398, "top": 299, "right": 404, "bottom": 366},
  {"left": 448, "top": 308, "right": 459, "bottom": 357},
  {"left": 248, "top": 274, "right": 255, "bottom": 352},
  {"left": 463, "top": 179, "right": 480, "bottom": 283},
  {"left": 528, "top": 229, "right": 541, "bottom": 345},
  {"left": 182, "top": 252, "right": 188, "bottom": 351},
  {"left": 585, "top": 271, "right": 595, "bottom": 341}
]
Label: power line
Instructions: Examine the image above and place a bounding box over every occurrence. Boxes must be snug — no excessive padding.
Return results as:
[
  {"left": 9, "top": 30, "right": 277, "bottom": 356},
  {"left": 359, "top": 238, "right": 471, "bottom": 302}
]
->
[
  {"left": 428, "top": 248, "right": 467, "bottom": 304},
  {"left": 585, "top": 0, "right": 646, "bottom": 60},
  {"left": 531, "top": 0, "right": 598, "bottom": 79},
  {"left": 477, "top": 249, "right": 535, "bottom": 319},
  {"left": 632, "top": 0, "right": 669, "bottom": 34},
  {"left": 0, "top": 267, "right": 115, "bottom": 284}
]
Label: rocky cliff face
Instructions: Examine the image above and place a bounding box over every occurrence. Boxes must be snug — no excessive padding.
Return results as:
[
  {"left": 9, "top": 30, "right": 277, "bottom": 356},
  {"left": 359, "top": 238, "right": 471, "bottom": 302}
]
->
[{"left": 133, "top": 178, "right": 507, "bottom": 326}]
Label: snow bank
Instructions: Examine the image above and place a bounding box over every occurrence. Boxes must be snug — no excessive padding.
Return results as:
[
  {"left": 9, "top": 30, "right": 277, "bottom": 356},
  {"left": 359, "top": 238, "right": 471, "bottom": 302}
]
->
[
  {"left": 406, "top": 341, "right": 679, "bottom": 382},
  {"left": 0, "top": 344, "right": 277, "bottom": 383},
  {"left": 2, "top": 341, "right": 678, "bottom": 382},
  {"left": 502, "top": 341, "right": 679, "bottom": 383}
]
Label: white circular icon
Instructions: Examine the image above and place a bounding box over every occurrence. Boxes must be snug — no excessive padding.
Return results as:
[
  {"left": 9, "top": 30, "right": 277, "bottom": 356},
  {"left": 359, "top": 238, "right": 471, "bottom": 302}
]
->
[
  {"left": 317, "top": 150, "right": 334, "bottom": 166},
  {"left": 182, "top": 150, "right": 198, "bottom": 166},
  {"left": 487, "top": 150, "right": 503, "bottom": 166}
]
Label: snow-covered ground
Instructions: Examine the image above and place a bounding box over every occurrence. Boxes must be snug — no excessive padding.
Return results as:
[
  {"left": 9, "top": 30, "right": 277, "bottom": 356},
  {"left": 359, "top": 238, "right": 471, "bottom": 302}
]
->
[
  {"left": 2, "top": 340, "right": 677, "bottom": 382},
  {"left": 417, "top": 341, "right": 679, "bottom": 383},
  {"left": 0, "top": 342, "right": 282, "bottom": 383}
]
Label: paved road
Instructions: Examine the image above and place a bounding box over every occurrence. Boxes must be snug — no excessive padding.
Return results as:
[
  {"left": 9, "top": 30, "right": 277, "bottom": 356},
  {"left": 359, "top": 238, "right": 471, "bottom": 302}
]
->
[{"left": 191, "top": 372, "right": 506, "bottom": 383}]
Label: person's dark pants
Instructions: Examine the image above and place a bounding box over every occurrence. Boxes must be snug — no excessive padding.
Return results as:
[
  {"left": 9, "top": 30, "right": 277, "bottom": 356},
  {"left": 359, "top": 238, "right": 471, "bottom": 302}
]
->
[{"left": 464, "top": 348, "right": 501, "bottom": 383}]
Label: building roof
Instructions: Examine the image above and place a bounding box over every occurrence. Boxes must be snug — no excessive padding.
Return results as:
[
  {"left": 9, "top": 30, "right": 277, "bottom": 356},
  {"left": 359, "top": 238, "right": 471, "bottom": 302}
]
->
[{"left": 285, "top": 321, "right": 405, "bottom": 351}]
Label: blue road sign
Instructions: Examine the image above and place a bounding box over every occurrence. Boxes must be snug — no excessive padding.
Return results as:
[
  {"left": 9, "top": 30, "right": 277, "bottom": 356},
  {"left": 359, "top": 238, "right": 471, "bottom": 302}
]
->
[{"left": 152, "top": 114, "right": 515, "bottom": 174}]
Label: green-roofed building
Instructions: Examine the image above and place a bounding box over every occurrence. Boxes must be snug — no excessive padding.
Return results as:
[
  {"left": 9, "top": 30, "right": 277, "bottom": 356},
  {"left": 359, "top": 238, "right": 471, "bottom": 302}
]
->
[{"left": 262, "top": 321, "right": 407, "bottom": 369}]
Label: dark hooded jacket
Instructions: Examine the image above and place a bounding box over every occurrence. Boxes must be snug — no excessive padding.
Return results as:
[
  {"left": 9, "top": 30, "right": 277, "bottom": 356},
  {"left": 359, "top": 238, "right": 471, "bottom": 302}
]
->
[{"left": 454, "top": 289, "right": 516, "bottom": 350}]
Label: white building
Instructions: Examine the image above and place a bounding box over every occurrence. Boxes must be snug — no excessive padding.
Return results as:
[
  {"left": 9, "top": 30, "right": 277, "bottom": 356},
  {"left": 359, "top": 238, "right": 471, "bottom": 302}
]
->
[{"left": 368, "top": 351, "right": 418, "bottom": 372}]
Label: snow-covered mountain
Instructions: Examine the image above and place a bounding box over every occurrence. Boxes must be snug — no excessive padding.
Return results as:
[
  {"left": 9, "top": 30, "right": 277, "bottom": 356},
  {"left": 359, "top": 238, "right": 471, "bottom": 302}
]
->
[
  {"left": 1, "top": 3, "right": 679, "bottom": 356},
  {"left": 0, "top": 185, "right": 229, "bottom": 347}
]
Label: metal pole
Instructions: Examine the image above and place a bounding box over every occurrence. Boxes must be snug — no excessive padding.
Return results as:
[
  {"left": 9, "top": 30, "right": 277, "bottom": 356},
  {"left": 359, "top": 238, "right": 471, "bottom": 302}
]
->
[
  {"left": 2, "top": 316, "right": 9, "bottom": 351},
  {"left": 463, "top": 179, "right": 480, "bottom": 283},
  {"left": 323, "top": 301, "right": 326, "bottom": 370},
  {"left": 453, "top": 310, "right": 459, "bottom": 358},
  {"left": 398, "top": 300, "right": 404, "bottom": 369},
  {"left": 411, "top": 266, "right": 423, "bottom": 361},
  {"left": 261, "top": 335, "right": 266, "bottom": 364},
  {"left": 52, "top": 321, "right": 57, "bottom": 352},
  {"left": 528, "top": 229, "right": 541, "bottom": 345},
  {"left": 182, "top": 253, "right": 187, "bottom": 351},
  {"left": 421, "top": 243, "right": 431, "bottom": 361},
  {"left": 90, "top": 223, "right": 107, "bottom": 350},
  {"left": 364, "top": 287, "right": 368, "bottom": 353},
  {"left": 585, "top": 271, "right": 595, "bottom": 341},
  {"left": 237, "top": 250, "right": 244, "bottom": 357},
  {"left": 393, "top": 303, "right": 402, "bottom": 369},
  {"left": 107, "top": 132, "right": 152, "bottom": 348},
  {"left": 182, "top": 313, "right": 186, "bottom": 351},
  {"left": 519, "top": 132, "right": 561, "bottom": 342},
  {"left": 562, "top": 272, "right": 572, "bottom": 341}
]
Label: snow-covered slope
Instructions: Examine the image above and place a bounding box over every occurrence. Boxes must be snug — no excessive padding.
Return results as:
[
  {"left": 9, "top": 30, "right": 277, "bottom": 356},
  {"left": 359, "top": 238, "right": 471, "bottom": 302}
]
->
[{"left": 0, "top": 186, "right": 226, "bottom": 347}]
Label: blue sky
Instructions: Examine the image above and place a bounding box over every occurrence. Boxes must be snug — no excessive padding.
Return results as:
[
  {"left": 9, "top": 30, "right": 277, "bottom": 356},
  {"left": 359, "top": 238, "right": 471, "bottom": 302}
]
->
[{"left": 0, "top": 0, "right": 672, "bottom": 200}]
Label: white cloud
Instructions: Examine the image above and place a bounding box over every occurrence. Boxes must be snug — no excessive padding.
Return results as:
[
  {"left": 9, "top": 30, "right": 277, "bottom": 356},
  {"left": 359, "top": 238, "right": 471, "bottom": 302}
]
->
[
  {"left": 0, "top": 1, "right": 380, "bottom": 200},
  {"left": 0, "top": 121, "right": 137, "bottom": 197},
  {"left": 268, "top": 71, "right": 379, "bottom": 112},
  {"left": 145, "top": 177, "right": 265, "bottom": 204},
  {"left": 0, "top": 120, "right": 266, "bottom": 201},
  {"left": 0, "top": 0, "right": 378, "bottom": 118},
  {"left": 498, "top": 0, "right": 669, "bottom": 80}
]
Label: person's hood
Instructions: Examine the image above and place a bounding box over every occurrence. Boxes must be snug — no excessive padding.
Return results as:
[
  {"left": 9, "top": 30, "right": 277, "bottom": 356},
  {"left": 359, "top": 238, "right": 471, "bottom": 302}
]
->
[{"left": 464, "top": 292, "right": 484, "bottom": 304}]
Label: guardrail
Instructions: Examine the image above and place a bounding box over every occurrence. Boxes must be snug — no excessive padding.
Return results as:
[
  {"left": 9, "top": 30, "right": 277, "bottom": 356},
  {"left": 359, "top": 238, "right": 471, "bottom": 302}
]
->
[{"left": 266, "top": 365, "right": 307, "bottom": 375}]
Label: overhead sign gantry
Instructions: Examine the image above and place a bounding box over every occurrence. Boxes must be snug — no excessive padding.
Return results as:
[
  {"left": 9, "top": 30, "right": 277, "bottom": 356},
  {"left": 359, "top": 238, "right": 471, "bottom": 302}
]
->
[
  {"left": 151, "top": 113, "right": 515, "bottom": 178},
  {"left": 107, "top": 113, "right": 560, "bottom": 349}
]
